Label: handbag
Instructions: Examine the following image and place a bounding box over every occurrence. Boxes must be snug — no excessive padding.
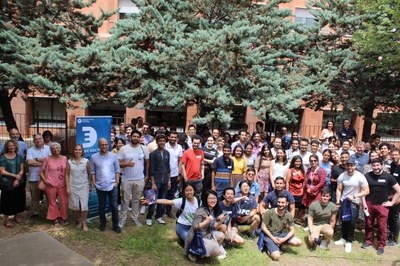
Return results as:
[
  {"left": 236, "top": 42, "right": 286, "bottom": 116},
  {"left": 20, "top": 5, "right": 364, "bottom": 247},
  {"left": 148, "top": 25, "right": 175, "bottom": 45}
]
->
[
  {"left": 340, "top": 199, "right": 353, "bottom": 222},
  {"left": 188, "top": 230, "right": 206, "bottom": 256},
  {"left": 0, "top": 175, "right": 14, "bottom": 191}
]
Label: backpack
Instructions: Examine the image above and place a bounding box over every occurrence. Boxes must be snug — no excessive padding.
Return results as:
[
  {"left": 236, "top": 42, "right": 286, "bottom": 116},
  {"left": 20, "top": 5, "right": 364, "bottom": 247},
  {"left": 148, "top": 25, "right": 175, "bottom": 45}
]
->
[{"left": 176, "top": 196, "right": 200, "bottom": 219}]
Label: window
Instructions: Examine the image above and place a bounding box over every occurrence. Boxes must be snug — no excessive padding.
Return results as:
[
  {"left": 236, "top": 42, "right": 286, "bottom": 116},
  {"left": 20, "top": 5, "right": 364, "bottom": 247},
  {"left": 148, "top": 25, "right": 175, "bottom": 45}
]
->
[
  {"left": 119, "top": 0, "right": 140, "bottom": 20},
  {"left": 89, "top": 100, "right": 125, "bottom": 126},
  {"left": 31, "top": 97, "right": 66, "bottom": 123},
  {"left": 146, "top": 107, "right": 186, "bottom": 132},
  {"left": 295, "top": 8, "right": 316, "bottom": 27}
]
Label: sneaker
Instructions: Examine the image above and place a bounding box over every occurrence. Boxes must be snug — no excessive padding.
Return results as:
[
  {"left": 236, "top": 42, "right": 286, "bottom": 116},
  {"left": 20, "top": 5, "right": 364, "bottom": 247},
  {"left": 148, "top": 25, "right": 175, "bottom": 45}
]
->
[
  {"left": 187, "top": 253, "right": 197, "bottom": 262},
  {"left": 334, "top": 238, "right": 346, "bottom": 246},
  {"left": 387, "top": 240, "right": 399, "bottom": 247},
  {"left": 377, "top": 248, "right": 384, "bottom": 255},
  {"left": 361, "top": 242, "right": 372, "bottom": 249},
  {"left": 99, "top": 225, "right": 106, "bottom": 232},
  {"left": 303, "top": 226, "right": 309, "bottom": 231},
  {"left": 320, "top": 239, "right": 328, "bottom": 249},
  {"left": 113, "top": 227, "right": 122, "bottom": 234},
  {"left": 132, "top": 220, "right": 143, "bottom": 228},
  {"left": 146, "top": 219, "right": 152, "bottom": 226},
  {"left": 344, "top": 242, "right": 352, "bottom": 253},
  {"left": 118, "top": 220, "right": 126, "bottom": 229},
  {"left": 140, "top": 206, "right": 146, "bottom": 215},
  {"left": 217, "top": 252, "right": 227, "bottom": 259},
  {"left": 155, "top": 218, "right": 166, "bottom": 225}
]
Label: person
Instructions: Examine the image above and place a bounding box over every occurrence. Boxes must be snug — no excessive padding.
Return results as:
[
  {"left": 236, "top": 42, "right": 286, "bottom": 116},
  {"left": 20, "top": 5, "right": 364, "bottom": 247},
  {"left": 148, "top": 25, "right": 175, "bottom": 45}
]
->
[
  {"left": 286, "top": 155, "right": 306, "bottom": 224},
  {"left": 215, "top": 137, "right": 224, "bottom": 157},
  {"left": 211, "top": 144, "right": 234, "bottom": 198},
  {"left": 260, "top": 194, "right": 302, "bottom": 261},
  {"left": 26, "top": 134, "right": 51, "bottom": 218},
  {"left": 218, "top": 187, "right": 245, "bottom": 245},
  {"left": 338, "top": 140, "right": 355, "bottom": 156},
  {"left": 186, "top": 124, "right": 197, "bottom": 148},
  {"left": 292, "top": 138, "right": 312, "bottom": 172},
  {"left": 338, "top": 119, "right": 357, "bottom": 145},
  {"left": 270, "top": 137, "right": 282, "bottom": 158},
  {"left": 362, "top": 150, "right": 381, "bottom": 174},
  {"left": 370, "top": 134, "right": 381, "bottom": 152},
  {"left": 141, "top": 122, "right": 154, "bottom": 145},
  {"left": 259, "top": 177, "right": 295, "bottom": 218},
  {"left": 320, "top": 149, "right": 333, "bottom": 187},
  {"left": 319, "top": 120, "right": 336, "bottom": 151},
  {"left": 350, "top": 141, "right": 369, "bottom": 172},
  {"left": 118, "top": 130, "right": 149, "bottom": 228},
  {"left": 0, "top": 140, "right": 25, "bottom": 228},
  {"left": 66, "top": 144, "right": 91, "bottom": 231},
  {"left": 388, "top": 147, "right": 400, "bottom": 246},
  {"left": 112, "top": 137, "right": 126, "bottom": 154},
  {"left": 235, "top": 180, "right": 260, "bottom": 238},
  {"left": 8, "top": 128, "right": 28, "bottom": 157},
  {"left": 362, "top": 158, "right": 400, "bottom": 255},
  {"left": 255, "top": 143, "right": 273, "bottom": 202},
  {"left": 223, "top": 132, "right": 232, "bottom": 145},
  {"left": 234, "top": 168, "right": 261, "bottom": 202},
  {"left": 39, "top": 142, "right": 69, "bottom": 226},
  {"left": 302, "top": 155, "right": 326, "bottom": 210},
  {"left": 231, "top": 145, "right": 247, "bottom": 187},
  {"left": 212, "top": 128, "right": 220, "bottom": 141},
  {"left": 286, "top": 138, "right": 299, "bottom": 160},
  {"left": 146, "top": 134, "right": 170, "bottom": 226},
  {"left": 251, "top": 132, "right": 263, "bottom": 156},
  {"left": 307, "top": 188, "right": 337, "bottom": 250},
  {"left": 270, "top": 148, "right": 289, "bottom": 187},
  {"left": 90, "top": 138, "right": 121, "bottom": 233},
  {"left": 184, "top": 190, "right": 227, "bottom": 262},
  {"left": 379, "top": 142, "right": 392, "bottom": 171},
  {"left": 116, "top": 122, "right": 126, "bottom": 140},
  {"left": 165, "top": 131, "right": 183, "bottom": 218},
  {"left": 231, "top": 130, "right": 247, "bottom": 153},
  {"left": 202, "top": 136, "right": 218, "bottom": 194},
  {"left": 334, "top": 158, "right": 369, "bottom": 253},
  {"left": 331, "top": 151, "right": 350, "bottom": 203},
  {"left": 42, "top": 130, "right": 53, "bottom": 146},
  {"left": 280, "top": 127, "right": 291, "bottom": 150},
  {"left": 310, "top": 140, "right": 322, "bottom": 161},
  {"left": 243, "top": 142, "right": 257, "bottom": 170},
  {"left": 181, "top": 135, "right": 205, "bottom": 197}
]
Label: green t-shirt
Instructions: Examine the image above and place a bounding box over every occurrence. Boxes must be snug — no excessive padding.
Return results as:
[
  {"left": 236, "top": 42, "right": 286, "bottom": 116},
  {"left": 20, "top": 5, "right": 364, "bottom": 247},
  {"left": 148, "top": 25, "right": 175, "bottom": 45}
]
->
[
  {"left": 263, "top": 208, "right": 294, "bottom": 235},
  {"left": 308, "top": 201, "right": 337, "bottom": 226}
]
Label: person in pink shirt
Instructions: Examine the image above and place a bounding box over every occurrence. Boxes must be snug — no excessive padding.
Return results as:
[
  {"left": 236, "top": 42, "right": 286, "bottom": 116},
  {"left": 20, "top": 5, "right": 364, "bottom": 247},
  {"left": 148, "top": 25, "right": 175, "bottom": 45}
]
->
[{"left": 39, "top": 142, "right": 69, "bottom": 226}]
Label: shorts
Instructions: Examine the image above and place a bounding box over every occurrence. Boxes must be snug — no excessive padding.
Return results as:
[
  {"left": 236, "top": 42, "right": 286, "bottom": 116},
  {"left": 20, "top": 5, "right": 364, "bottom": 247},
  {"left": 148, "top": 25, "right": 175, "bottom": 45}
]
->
[
  {"left": 264, "top": 232, "right": 294, "bottom": 254},
  {"left": 293, "top": 196, "right": 304, "bottom": 209}
]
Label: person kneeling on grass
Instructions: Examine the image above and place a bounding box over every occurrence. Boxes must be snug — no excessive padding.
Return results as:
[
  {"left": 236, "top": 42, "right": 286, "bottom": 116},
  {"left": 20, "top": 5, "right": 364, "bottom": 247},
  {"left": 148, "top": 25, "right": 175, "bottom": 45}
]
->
[
  {"left": 307, "top": 187, "right": 337, "bottom": 251},
  {"left": 261, "top": 194, "right": 301, "bottom": 261}
]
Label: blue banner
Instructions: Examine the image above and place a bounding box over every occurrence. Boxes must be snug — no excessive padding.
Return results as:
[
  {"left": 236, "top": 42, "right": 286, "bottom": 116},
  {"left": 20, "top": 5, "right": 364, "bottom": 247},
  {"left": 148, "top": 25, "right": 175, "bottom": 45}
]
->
[{"left": 76, "top": 116, "right": 112, "bottom": 218}]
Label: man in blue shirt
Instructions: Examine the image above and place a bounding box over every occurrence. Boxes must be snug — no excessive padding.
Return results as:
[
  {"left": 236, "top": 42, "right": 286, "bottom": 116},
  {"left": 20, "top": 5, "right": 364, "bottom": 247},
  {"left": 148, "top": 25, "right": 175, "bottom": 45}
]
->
[
  {"left": 259, "top": 177, "right": 295, "bottom": 217},
  {"left": 90, "top": 138, "right": 121, "bottom": 233},
  {"left": 350, "top": 141, "right": 369, "bottom": 172}
]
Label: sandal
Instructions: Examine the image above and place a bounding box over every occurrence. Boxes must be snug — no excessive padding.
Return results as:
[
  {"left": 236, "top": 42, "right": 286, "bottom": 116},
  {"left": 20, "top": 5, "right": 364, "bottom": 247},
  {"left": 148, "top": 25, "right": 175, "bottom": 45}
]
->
[
  {"left": 4, "top": 220, "right": 15, "bottom": 228},
  {"left": 14, "top": 216, "right": 23, "bottom": 224}
]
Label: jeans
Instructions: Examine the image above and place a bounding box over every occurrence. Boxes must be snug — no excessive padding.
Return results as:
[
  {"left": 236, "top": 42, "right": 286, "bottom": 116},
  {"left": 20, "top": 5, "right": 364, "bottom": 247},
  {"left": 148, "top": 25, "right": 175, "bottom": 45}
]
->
[
  {"left": 146, "top": 182, "right": 168, "bottom": 220},
  {"left": 387, "top": 204, "right": 399, "bottom": 242},
  {"left": 176, "top": 222, "right": 191, "bottom": 244},
  {"left": 166, "top": 176, "right": 178, "bottom": 213},
  {"left": 97, "top": 187, "right": 119, "bottom": 229},
  {"left": 341, "top": 202, "right": 359, "bottom": 242}
]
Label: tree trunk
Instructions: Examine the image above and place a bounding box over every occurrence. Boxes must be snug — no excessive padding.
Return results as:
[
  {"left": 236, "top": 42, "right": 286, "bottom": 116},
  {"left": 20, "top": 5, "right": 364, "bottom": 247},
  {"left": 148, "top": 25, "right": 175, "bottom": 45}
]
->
[
  {"left": 361, "top": 105, "right": 374, "bottom": 142},
  {"left": 0, "top": 90, "right": 18, "bottom": 131}
]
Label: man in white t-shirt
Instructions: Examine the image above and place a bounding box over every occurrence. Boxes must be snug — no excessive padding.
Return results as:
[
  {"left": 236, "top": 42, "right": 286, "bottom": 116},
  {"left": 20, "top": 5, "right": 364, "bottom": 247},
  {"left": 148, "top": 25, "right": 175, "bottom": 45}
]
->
[
  {"left": 291, "top": 138, "right": 312, "bottom": 172},
  {"left": 334, "top": 158, "right": 369, "bottom": 253}
]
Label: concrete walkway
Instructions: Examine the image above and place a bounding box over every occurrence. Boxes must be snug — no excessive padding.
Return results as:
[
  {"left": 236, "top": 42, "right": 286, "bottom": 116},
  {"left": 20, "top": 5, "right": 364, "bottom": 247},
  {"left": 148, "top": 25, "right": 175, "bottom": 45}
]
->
[{"left": 0, "top": 232, "right": 93, "bottom": 266}]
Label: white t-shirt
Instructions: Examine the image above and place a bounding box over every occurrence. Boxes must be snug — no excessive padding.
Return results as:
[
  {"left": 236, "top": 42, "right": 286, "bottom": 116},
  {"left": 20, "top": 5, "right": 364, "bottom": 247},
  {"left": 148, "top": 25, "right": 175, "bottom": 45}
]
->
[
  {"left": 118, "top": 144, "right": 149, "bottom": 180},
  {"left": 173, "top": 198, "right": 199, "bottom": 226},
  {"left": 337, "top": 171, "right": 368, "bottom": 204},
  {"left": 292, "top": 151, "right": 313, "bottom": 172},
  {"left": 165, "top": 142, "right": 183, "bottom": 177}
]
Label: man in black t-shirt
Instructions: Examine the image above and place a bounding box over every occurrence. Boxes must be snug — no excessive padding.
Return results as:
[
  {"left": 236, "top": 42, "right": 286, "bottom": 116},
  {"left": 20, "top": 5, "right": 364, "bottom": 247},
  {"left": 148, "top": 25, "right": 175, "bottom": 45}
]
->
[
  {"left": 362, "top": 159, "right": 400, "bottom": 255},
  {"left": 330, "top": 151, "right": 350, "bottom": 203},
  {"left": 202, "top": 136, "right": 218, "bottom": 194}
]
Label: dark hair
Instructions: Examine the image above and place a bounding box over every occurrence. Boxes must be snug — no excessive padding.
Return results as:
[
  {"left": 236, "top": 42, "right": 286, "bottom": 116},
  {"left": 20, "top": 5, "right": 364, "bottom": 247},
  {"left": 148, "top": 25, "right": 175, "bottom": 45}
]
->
[
  {"left": 143, "top": 122, "right": 151, "bottom": 128},
  {"left": 290, "top": 138, "right": 299, "bottom": 145},
  {"left": 238, "top": 180, "right": 250, "bottom": 190},
  {"left": 222, "top": 143, "right": 231, "bottom": 150},
  {"left": 275, "top": 148, "right": 288, "bottom": 165},
  {"left": 238, "top": 129, "right": 247, "bottom": 136},
  {"left": 309, "top": 154, "right": 319, "bottom": 162},
  {"left": 233, "top": 145, "right": 244, "bottom": 157},
  {"left": 246, "top": 168, "right": 256, "bottom": 173},
  {"left": 325, "top": 120, "right": 335, "bottom": 130},
  {"left": 251, "top": 132, "right": 260, "bottom": 141},
  {"left": 310, "top": 139, "right": 320, "bottom": 146},
  {"left": 260, "top": 143, "right": 274, "bottom": 160},
  {"left": 244, "top": 142, "right": 253, "bottom": 150},
  {"left": 169, "top": 131, "right": 178, "bottom": 136},
  {"left": 391, "top": 147, "right": 400, "bottom": 154},
  {"left": 156, "top": 134, "right": 167, "bottom": 142},
  {"left": 274, "top": 176, "right": 285, "bottom": 183},
  {"left": 125, "top": 123, "right": 134, "bottom": 130},
  {"left": 221, "top": 187, "right": 235, "bottom": 201},
  {"left": 182, "top": 183, "right": 195, "bottom": 196},
  {"left": 191, "top": 134, "right": 202, "bottom": 142},
  {"left": 340, "top": 151, "right": 350, "bottom": 157},
  {"left": 42, "top": 130, "right": 53, "bottom": 139},
  {"left": 321, "top": 187, "right": 331, "bottom": 195},
  {"left": 114, "top": 137, "right": 126, "bottom": 146},
  {"left": 300, "top": 138, "right": 309, "bottom": 145},
  {"left": 277, "top": 194, "right": 288, "bottom": 201},
  {"left": 322, "top": 149, "right": 332, "bottom": 159},
  {"left": 289, "top": 155, "right": 305, "bottom": 175},
  {"left": 201, "top": 190, "right": 221, "bottom": 216},
  {"left": 256, "top": 121, "right": 264, "bottom": 128},
  {"left": 188, "top": 124, "right": 196, "bottom": 130},
  {"left": 370, "top": 158, "right": 383, "bottom": 165},
  {"left": 131, "top": 129, "right": 142, "bottom": 137},
  {"left": 379, "top": 142, "right": 391, "bottom": 150}
]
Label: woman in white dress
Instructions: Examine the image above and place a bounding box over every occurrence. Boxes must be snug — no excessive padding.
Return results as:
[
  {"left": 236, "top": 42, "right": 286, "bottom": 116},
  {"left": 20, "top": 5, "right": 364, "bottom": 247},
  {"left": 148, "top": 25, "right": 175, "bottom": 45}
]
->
[
  {"left": 270, "top": 148, "right": 289, "bottom": 188},
  {"left": 319, "top": 120, "right": 336, "bottom": 151},
  {"left": 66, "top": 144, "right": 91, "bottom": 231}
]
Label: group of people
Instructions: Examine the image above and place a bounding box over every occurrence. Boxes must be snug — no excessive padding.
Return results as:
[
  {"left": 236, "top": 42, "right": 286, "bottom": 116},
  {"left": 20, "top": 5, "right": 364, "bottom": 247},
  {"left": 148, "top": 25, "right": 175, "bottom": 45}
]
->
[{"left": 0, "top": 119, "right": 399, "bottom": 262}]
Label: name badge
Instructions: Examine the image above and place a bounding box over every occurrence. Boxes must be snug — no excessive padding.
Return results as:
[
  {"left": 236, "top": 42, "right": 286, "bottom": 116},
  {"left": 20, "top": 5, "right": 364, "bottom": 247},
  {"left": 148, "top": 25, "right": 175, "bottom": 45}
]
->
[
  {"left": 227, "top": 166, "right": 232, "bottom": 169},
  {"left": 394, "top": 173, "right": 399, "bottom": 177},
  {"left": 342, "top": 133, "right": 346, "bottom": 136},
  {"left": 293, "top": 172, "right": 297, "bottom": 175},
  {"left": 196, "top": 155, "right": 202, "bottom": 158},
  {"left": 378, "top": 179, "right": 386, "bottom": 183}
]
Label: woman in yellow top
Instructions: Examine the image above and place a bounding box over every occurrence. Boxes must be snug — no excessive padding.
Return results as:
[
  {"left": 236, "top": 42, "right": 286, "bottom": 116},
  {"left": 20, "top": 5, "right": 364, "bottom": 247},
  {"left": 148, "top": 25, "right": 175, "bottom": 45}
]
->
[{"left": 231, "top": 145, "right": 247, "bottom": 187}]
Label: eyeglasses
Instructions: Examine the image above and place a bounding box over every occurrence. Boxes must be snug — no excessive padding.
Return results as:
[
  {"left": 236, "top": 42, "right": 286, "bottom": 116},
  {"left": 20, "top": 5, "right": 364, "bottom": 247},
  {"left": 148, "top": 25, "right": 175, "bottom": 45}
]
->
[{"left": 247, "top": 173, "right": 255, "bottom": 176}]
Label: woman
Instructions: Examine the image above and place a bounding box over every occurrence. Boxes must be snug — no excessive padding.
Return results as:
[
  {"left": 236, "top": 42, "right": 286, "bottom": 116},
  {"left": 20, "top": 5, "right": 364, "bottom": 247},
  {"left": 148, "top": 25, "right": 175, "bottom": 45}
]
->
[
  {"left": 42, "top": 130, "right": 53, "bottom": 146},
  {"left": 112, "top": 137, "right": 125, "bottom": 154},
  {"left": 231, "top": 145, "right": 247, "bottom": 187},
  {"left": 235, "top": 181, "right": 260, "bottom": 238},
  {"left": 39, "top": 142, "right": 69, "bottom": 225},
  {"left": 243, "top": 142, "right": 257, "bottom": 170},
  {"left": 270, "top": 148, "right": 289, "bottom": 187},
  {"left": 0, "top": 140, "right": 25, "bottom": 227},
  {"left": 66, "top": 144, "right": 91, "bottom": 231},
  {"left": 286, "top": 155, "right": 305, "bottom": 224},
  {"left": 235, "top": 168, "right": 261, "bottom": 202},
  {"left": 302, "top": 154, "right": 327, "bottom": 209},
  {"left": 215, "top": 137, "right": 224, "bottom": 157},
  {"left": 319, "top": 120, "right": 336, "bottom": 151},
  {"left": 320, "top": 149, "right": 334, "bottom": 187},
  {"left": 255, "top": 144, "right": 273, "bottom": 202},
  {"left": 223, "top": 132, "right": 232, "bottom": 145},
  {"left": 185, "top": 190, "right": 227, "bottom": 262}
]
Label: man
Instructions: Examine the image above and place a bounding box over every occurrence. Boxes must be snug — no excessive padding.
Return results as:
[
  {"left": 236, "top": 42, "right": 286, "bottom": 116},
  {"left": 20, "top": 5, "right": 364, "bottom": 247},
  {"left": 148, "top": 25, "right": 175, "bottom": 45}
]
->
[
  {"left": 362, "top": 158, "right": 400, "bottom": 255},
  {"left": 255, "top": 121, "right": 264, "bottom": 134},
  {"left": 259, "top": 177, "right": 295, "bottom": 217},
  {"left": 124, "top": 124, "right": 134, "bottom": 143},
  {"left": 118, "top": 130, "right": 149, "bottom": 228},
  {"left": 338, "top": 119, "right": 357, "bottom": 145},
  {"left": 307, "top": 188, "right": 337, "bottom": 250},
  {"left": 389, "top": 147, "right": 400, "bottom": 246},
  {"left": 286, "top": 138, "right": 299, "bottom": 160},
  {"left": 186, "top": 124, "right": 197, "bottom": 148},
  {"left": 141, "top": 122, "right": 154, "bottom": 145},
  {"left": 26, "top": 134, "right": 51, "bottom": 218},
  {"left": 370, "top": 134, "right": 381, "bottom": 151},
  {"left": 379, "top": 142, "right": 392, "bottom": 171},
  {"left": 146, "top": 134, "right": 170, "bottom": 226},
  {"left": 330, "top": 151, "right": 350, "bottom": 203},
  {"left": 9, "top": 128, "right": 28, "bottom": 157},
  {"left": 165, "top": 131, "right": 183, "bottom": 218},
  {"left": 261, "top": 195, "right": 302, "bottom": 261},
  {"left": 335, "top": 158, "right": 369, "bottom": 252},
  {"left": 350, "top": 141, "right": 369, "bottom": 172},
  {"left": 310, "top": 140, "right": 322, "bottom": 161},
  {"left": 212, "top": 128, "right": 220, "bottom": 141},
  {"left": 116, "top": 122, "right": 125, "bottom": 140},
  {"left": 231, "top": 130, "right": 247, "bottom": 152},
  {"left": 202, "top": 136, "right": 218, "bottom": 194},
  {"left": 251, "top": 132, "right": 262, "bottom": 156},
  {"left": 338, "top": 140, "right": 355, "bottom": 156},
  {"left": 90, "top": 138, "right": 121, "bottom": 233},
  {"left": 292, "top": 138, "right": 312, "bottom": 172},
  {"left": 181, "top": 135, "right": 204, "bottom": 196},
  {"left": 270, "top": 137, "right": 282, "bottom": 157},
  {"left": 280, "top": 127, "right": 291, "bottom": 150},
  {"left": 211, "top": 144, "right": 234, "bottom": 198}
]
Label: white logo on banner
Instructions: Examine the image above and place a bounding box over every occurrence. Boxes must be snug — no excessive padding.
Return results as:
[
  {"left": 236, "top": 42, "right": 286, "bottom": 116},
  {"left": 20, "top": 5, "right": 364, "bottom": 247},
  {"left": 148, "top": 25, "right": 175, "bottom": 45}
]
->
[{"left": 82, "top": 127, "right": 97, "bottom": 148}]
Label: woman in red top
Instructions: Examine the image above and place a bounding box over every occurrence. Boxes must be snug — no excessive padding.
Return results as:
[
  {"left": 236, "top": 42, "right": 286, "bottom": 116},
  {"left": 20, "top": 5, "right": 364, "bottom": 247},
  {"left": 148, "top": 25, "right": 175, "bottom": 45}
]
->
[
  {"left": 286, "top": 155, "right": 305, "bottom": 224},
  {"left": 302, "top": 154, "right": 326, "bottom": 209}
]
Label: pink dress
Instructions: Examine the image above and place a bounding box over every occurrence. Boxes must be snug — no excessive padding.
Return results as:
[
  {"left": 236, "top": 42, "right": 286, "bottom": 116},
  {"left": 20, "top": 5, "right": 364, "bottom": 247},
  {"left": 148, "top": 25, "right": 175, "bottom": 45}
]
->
[{"left": 255, "top": 156, "right": 271, "bottom": 193}]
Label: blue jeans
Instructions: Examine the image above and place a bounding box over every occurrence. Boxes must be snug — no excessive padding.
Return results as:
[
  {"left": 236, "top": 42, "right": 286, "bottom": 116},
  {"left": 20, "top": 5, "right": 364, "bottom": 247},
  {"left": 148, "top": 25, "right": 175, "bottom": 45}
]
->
[
  {"left": 146, "top": 182, "right": 168, "bottom": 220},
  {"left": 96, "top": 187, "right": 119, "bottom": 229},
  {"left": 176, "top": 223, "right": 191, "bottom": 244}
]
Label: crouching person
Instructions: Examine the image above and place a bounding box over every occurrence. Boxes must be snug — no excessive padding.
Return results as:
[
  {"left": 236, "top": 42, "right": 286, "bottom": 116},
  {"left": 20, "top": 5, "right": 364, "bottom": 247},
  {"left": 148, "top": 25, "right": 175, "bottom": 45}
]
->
[
  {"left": 261, "top": 194, "right": 301, "bottom": 261},
  {"left": 235, "top": 180, "right": 260, "bottom": 238}
]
